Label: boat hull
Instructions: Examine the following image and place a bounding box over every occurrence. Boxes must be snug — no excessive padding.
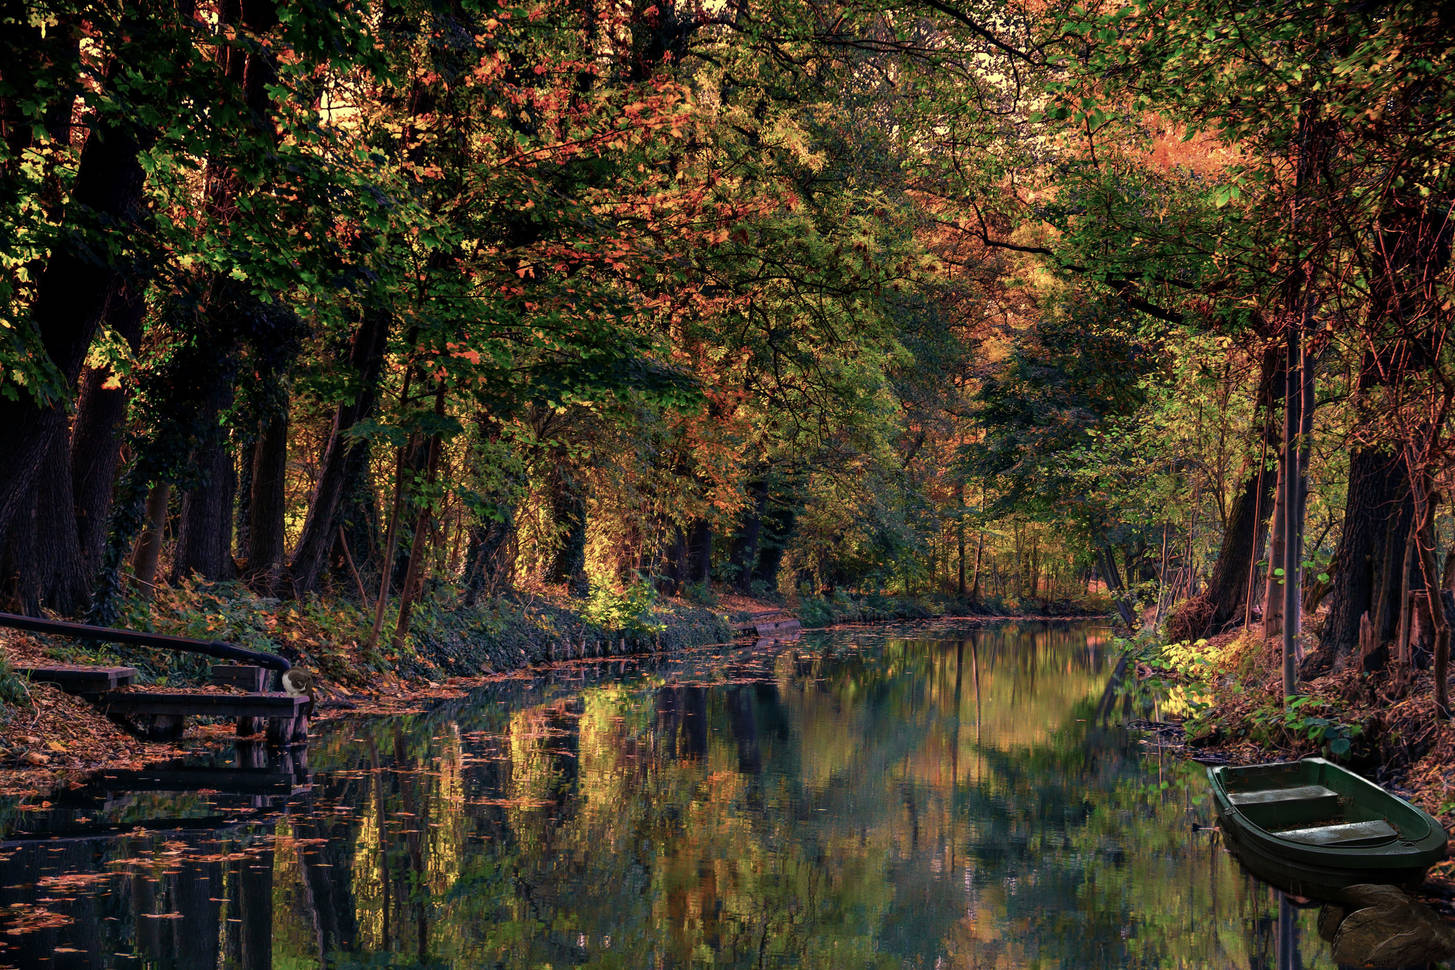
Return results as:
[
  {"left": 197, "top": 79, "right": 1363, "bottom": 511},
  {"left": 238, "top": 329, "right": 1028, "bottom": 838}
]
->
[{"left": 1208, "top": 757, "right": 1447, "bottom": 899}]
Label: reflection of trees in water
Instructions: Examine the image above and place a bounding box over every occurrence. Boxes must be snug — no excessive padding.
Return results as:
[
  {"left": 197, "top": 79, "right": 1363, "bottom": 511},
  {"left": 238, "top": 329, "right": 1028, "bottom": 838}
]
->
[{"left": 0, "top": 624, "right": 1359, "bottom": 968}]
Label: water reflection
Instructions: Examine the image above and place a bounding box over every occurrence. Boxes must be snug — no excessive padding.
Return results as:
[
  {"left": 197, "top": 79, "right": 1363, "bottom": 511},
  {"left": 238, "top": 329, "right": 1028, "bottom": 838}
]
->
[{"left": 0, "top": 621, "right": 1401, "bottom": 967}]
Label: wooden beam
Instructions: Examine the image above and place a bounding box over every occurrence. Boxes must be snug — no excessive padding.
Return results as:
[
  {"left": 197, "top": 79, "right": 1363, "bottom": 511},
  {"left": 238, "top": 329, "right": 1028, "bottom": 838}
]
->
[
  {"left": 14, "top": 664, "right": 136, "bottom": 694},
  {"left": 99, "top": 690, "right": 307, "bottom": 719}
]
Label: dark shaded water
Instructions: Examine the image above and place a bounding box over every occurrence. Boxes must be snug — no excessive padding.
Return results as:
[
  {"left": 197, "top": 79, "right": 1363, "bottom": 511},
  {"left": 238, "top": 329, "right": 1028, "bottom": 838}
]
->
[{"left": 0, "top": 621, "right": 1352, "bottom": 967}]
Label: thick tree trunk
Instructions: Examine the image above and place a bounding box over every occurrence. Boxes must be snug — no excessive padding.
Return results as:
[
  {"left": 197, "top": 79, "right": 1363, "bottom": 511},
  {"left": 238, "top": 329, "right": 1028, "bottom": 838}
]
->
[
  {"left": 0, "top": 428, "right": 89, "bottom": 615},
  {"left": 0, "top": 92, "right": 152, "bottom": 545},
  {"left": 69, "top": 275, "right": 149, "bottom": 588},
  {"left": 130, "top": 483, "right": 172, "bottom": 593},
  {"left": 655, "top": 525, "right": 687, "bottom": 595},
  {"left": 462, "top": 515, "right": 512, "bottom": 605},
  {"left": 289, "top": 307, "right": 390, "bottom": 594},
  {"left": 751, "top": 485, "right": 798, "bottom": 593},
  {"left": 167, "top": 0, "right": 279, "bottom": 585},
  {"left": 1317, "top": 445, "right": 1413, "bottom": 667},
  {"left": 245, "top": 409, "right": 289, "bottom": 586},
  {"left": 728, "top": 475, "right": 768, "bottom": 594},
  {"left": 172, "top": 411, "right": 238, "bottom": 582}
]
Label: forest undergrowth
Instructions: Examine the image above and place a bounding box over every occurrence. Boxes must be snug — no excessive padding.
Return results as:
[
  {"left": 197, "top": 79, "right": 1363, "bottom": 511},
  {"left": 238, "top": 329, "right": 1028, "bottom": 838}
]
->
[{"left": 1134, "top": 624, "right": 1455, "bottom": 894}]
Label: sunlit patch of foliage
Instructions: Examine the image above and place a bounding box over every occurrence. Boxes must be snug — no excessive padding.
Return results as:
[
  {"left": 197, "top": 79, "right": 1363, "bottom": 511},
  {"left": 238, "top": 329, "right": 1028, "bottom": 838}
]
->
[{"left": 583, "top": 579, "right": 666, "bottom": 636}]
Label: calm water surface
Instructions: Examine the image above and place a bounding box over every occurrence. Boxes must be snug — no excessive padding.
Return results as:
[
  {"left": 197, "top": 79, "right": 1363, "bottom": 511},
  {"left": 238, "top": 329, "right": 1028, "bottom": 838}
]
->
[{"left": 1, "top": 621, "right": 1352, "bottom": 967}]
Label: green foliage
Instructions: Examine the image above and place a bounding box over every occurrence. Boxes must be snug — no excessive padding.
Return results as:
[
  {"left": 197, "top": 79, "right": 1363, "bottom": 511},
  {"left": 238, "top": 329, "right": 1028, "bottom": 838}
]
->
[
  {"left": 1248, "top": 696, "right": 1364, "bottom": 761},
  {"left": 583, "top": 580, "right": 666, "bottom": 636},
  {"left": 681, "top": 582, "right": 718, "bottom": 608},
  {"left": 0, "top": 655, "right": 30, "bottom": 712}
]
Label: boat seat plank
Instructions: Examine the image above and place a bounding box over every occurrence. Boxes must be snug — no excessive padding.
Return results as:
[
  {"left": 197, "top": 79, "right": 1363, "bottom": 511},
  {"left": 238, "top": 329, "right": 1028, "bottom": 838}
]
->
[
  {"left": 1278, "top": 819, "right": 1398, "bottom": 846},
  {"left": 1228, "top": 784, "right": 1338, "bottom": 808}
]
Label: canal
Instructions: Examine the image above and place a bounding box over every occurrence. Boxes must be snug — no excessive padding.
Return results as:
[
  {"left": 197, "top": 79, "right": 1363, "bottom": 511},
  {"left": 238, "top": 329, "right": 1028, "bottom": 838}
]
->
[{"left": 0, "top": 621, "right": 1353, "bottom": 967}]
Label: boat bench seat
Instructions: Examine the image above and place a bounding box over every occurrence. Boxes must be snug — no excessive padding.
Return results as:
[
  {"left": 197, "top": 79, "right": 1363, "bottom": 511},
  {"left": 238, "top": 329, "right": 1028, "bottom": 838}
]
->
[
  {"left": 1228, "top": 784, "right": 1339, "bottom": 811},
  {"left": 1278, "top": 818, "right": 1399, "bottom": 846}
]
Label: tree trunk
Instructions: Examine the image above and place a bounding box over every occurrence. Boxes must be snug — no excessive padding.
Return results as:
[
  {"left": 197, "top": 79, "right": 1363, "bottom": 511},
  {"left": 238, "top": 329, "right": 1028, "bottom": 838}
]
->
[
  {"left": 172, "top": 411, "right": 238, "bottom": 582},
  {"left": 656, "top": 525, "right": 687, "bottom": 595},
  {"left": 388, "top": 435, "right": 431, "bottom": 591},
  {"left": 1166, "top": 343, "right": 1285, "bottom": 642},
  {"left": 957, "top": 519, "right": 966, "bottom": 598},
  {"left": 685, "top": 519, "right": 711, "bottom": 588},
  {"left": 728, "top": 475, "right": 768, "bottom": 594},
  {"left": 245, "top": 408, "right": 289, "bottom": 587},
  {"left": 751, "top": 489, "right": 797, "bottom": 594},
  {"left": 1099, "top": 544, "right": 1137, "bottom": 630},
  {"left": 1280, "top": 325, "right": 1310, "bottom": 700},
  {"left": 0, "top": 65, "right": 155, "bottom": 544},
  {"left": 329, "top": 447, "right": 381, "bottom": 594},
  {"left": 391, "top": 429, "right": 443, "bottom": 650},
  {"left": 289, "top": 306, "right": 390, "bottom": 594},
  {"left": 131, "top": 483, "right": 171, "bottom": 593},
  {"left": 1317, "top": 444, "right": 1413, "bottom": 666},
  {"left": 171, "top": 0, "right": 285, "bottom": 585},
  {"left": 0, "top": 428, "right": 88, "bottom": 615},
  {"left": 1408, "top": 470, "right": 1449, "bottom": 716},
  {"left": 462, "top": 514, "right": 512, "bottom": 605},
  {"left": 70, "top": 275, "right": 148, "bottom": 580},
  {"left": 1264, "top": 450, "right": 1287, "bottom": 639},
  {"left": 544, "top": 457, "right": 587, "bottom": 595}
]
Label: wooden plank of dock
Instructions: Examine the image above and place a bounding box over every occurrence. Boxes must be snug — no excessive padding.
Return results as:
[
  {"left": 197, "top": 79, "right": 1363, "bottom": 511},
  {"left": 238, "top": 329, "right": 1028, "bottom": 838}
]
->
[
  {"left": 13, "top": 664, "right": 136, "bottom": 694},
  {"left": 98, "top": 690, "right": 306, "bottom": 720}
]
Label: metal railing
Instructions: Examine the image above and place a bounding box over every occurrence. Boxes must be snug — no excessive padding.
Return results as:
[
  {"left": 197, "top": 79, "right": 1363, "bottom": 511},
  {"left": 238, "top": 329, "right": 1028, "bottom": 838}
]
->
[{"left": 0, "top": 612, "right": 292, "bottom": 672}]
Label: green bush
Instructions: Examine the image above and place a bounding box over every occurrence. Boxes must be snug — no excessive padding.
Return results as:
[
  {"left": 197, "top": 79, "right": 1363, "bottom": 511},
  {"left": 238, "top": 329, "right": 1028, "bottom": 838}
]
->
[
  {"left": 0, "top": 656, "right": 30, "bottom": 720},
  {"left": 584, "top": 579, "right": 666, "bottom": 635}
]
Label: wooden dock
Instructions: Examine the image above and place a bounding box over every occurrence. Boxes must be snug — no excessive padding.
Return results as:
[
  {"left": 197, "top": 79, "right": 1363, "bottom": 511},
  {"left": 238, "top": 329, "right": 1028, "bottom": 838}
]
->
[
  {"left": 100, "top": 688, "right": 308, "bottom": 744},
  {"left": 13, "top": 664, "right": 136, "bottom": 694},
  {"left": 0, "top": 612, "right": 307, "bottom": 745},
  {"left": 13, "top": 662, "right": 308, "bottom": 745}
]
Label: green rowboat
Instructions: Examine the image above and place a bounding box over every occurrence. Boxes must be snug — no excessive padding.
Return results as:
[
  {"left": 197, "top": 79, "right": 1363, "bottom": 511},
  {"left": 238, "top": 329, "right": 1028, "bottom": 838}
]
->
[{"left": 1208, "top": 757, "right": 1448, "bottom": 896}]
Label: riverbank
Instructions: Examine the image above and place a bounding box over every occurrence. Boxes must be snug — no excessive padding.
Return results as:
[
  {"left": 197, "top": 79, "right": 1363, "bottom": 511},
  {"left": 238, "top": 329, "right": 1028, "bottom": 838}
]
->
[
  {"left": 792, "top": 588, "right": 1109, "bottom": 628},
  {"left": 0, "top": 581, "right": 732, "bottom": 794},
  {"left": 1131, "top": 628, "right": 1455, "bottom": 895},
  {"left": 0, "top": 585, "right": 1106, "bottom": 795}
]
